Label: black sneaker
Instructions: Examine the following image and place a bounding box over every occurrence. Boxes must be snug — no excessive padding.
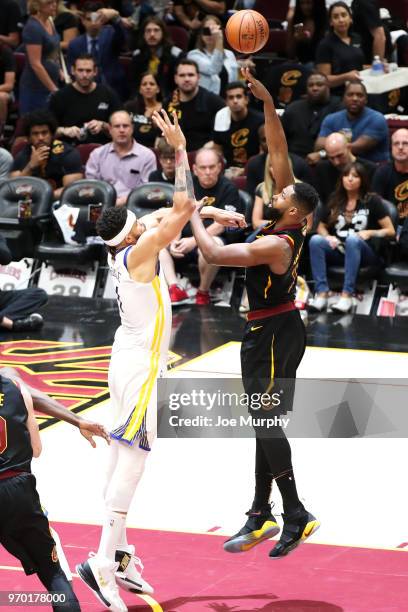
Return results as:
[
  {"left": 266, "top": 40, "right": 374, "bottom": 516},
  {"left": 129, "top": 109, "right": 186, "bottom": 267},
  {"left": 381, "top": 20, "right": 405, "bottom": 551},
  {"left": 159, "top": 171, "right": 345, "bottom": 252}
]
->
[
  {"left": 223, "top": 505, "right": 280, "bottom": 553},
  {"left": 269, "top": 508, "right": 320, "bottom": 559},
  {"left": 12, "top": 313, "right": 43, "bottom": 332}
]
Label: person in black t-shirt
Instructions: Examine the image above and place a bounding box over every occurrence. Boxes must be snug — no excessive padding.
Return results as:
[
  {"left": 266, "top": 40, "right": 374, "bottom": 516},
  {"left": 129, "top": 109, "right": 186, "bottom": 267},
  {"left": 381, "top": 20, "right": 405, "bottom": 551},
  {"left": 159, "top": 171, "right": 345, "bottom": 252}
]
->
[
  {"left": 309, "top": 161, "right": 395, "bottom": 313},
  {"left": 286, "top": 0, "right": 327, "bottom": 65},
  {"left": 165, "top": 59, "right": 225, "bottom": 152},
  {"left": 246, "top": 124, "right": 313, "bottom": 197},
  {"left": 49, "top": 54, "right": 120, "bottom": 145},
  {"left": 0, "top": 44, "right": 16, "bottom": 128},
  {"left": 131, "top": 16, "right": 183, "bottom": 98},
  {"left": 54, "top": 3, "right": 80, "bottom": 51},
  {"left": 316, "top": 2, "right": 364, "bottom": 96},
  {"left": 0, "top": 0, "right": 21, "bottom": 48},
  {"left": 11, "top": 110, "right": 83, "bottom": 200},
  {"left": 314, "top": 131, "right": 376, "bottom": 205},
  {"left": 160, "top": 147, "right": 243, "bottom": 305},
  {"left": 372, "top": 128, "right": 408, "bottom": 224},
  {"left": 212, "top": 81, "right": 263, "bottom": 175},
  {"left": 124, "top": 71, "right": 162, "bottom": 148},
  {"left": 148, "top": 137, "right": 175, "bottom": 184},
  {"left": 351, "top": 0, "right": 391, "bottom": 62},
  {"left": 281, "top": 72, "right": 342, "bottom": 160}
]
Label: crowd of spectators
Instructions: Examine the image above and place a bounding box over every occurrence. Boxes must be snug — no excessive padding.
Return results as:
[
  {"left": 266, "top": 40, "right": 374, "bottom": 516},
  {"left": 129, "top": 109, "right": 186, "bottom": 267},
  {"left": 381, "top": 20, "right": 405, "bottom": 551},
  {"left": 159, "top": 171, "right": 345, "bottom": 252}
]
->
[{"left": 0, "top": 0, "right": 408, "bottom": 317}]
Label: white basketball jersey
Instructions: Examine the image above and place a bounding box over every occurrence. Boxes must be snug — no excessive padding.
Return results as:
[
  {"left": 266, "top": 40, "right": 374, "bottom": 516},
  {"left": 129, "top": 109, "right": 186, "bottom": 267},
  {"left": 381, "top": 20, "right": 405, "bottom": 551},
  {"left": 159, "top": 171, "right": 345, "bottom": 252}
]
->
[{"left": 108, "top": 246, "right": 172, "bottom": 357}]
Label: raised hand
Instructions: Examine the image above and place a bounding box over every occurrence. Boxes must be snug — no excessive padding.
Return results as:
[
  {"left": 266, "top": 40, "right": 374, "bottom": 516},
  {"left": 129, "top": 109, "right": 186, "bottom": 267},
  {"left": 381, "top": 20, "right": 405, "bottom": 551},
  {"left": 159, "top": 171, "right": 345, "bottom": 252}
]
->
[
  {"left": 153, "top": 109, "right": 186, "bottom": 150},
  {"left": 241, "top": 67, "right": 272, "bottom": 103}
]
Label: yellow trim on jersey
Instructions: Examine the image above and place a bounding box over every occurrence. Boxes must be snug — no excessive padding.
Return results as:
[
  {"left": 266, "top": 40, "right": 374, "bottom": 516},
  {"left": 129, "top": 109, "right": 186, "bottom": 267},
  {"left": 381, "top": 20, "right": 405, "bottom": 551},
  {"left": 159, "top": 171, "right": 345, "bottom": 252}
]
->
[
  {"left": 265, "top": 334, "right": 275, "bottom": 394},
  {"left": 122, "top": 276, "right": 164, "bottom": 441},
  {"left": 264, "top": 275, "right": 272, "bottom": 299}
]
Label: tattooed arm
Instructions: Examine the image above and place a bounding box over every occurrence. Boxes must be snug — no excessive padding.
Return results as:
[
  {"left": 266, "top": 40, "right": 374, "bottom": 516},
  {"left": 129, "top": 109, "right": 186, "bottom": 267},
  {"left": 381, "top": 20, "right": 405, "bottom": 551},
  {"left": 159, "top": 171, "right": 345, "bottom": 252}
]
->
[{"left": 153, "top": 109, "right": 196, "bottom": 201}]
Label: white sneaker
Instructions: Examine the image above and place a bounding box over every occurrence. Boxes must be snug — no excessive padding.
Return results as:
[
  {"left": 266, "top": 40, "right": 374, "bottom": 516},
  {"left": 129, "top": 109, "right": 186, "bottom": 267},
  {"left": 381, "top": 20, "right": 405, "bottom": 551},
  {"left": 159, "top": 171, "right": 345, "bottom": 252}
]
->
[
  {"left": 331, "top": 296, "right": 352, "bottom": 313},
  {"left": 308, "top": 295, "right": 328, "bottom": 312},
  {"left": 76, "top": 553, "right": 127, "bottom": 611},
  {"left": 115, "top": 545, "right": 154, "bottom": 595}
]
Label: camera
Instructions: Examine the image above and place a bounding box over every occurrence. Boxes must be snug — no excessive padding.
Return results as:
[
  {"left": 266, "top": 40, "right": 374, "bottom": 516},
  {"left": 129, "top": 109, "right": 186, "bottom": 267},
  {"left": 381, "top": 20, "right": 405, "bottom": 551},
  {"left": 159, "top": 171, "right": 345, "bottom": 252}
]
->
[{"left": 202, "top": 27, "right": 212, "bottom": 35}]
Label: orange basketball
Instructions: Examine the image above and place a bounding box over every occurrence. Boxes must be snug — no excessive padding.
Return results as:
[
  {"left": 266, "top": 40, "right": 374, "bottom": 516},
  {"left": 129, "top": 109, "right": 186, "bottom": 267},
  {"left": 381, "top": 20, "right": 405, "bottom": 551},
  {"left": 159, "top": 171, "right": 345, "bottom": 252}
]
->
[{"left": 225, "top": 10, "right": 270, "bottom": 54}]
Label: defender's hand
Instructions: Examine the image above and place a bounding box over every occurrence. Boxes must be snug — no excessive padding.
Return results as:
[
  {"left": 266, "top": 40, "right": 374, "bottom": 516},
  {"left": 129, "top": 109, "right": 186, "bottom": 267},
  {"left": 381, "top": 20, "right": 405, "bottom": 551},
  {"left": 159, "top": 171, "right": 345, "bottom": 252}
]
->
[{"left": 201, "top": 206, "right": 247, "bottom": 228}]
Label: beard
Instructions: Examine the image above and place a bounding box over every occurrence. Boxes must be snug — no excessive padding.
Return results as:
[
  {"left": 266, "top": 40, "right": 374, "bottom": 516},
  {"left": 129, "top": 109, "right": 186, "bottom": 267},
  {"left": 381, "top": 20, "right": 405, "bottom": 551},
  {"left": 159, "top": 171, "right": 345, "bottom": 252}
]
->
[{"left": 267, "top": 205, "right": 284, "bottom": 221}]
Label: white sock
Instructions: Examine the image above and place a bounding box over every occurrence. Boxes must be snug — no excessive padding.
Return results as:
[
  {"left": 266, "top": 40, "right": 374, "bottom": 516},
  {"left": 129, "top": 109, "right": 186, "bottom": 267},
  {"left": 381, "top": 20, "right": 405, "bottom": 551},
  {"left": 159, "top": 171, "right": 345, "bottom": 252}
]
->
[
  {"left": 117, "top": 523, "right": 129, "bottom": 550},
  {"left": 97, "top": 511, "right": 126, "bottom": 561}
]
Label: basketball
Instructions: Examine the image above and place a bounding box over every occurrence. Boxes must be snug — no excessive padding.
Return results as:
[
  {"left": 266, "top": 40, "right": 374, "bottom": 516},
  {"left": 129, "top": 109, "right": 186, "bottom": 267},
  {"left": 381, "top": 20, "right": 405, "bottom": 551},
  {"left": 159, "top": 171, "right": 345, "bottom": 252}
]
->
[{"left": 225, "top": 10, "right": 270, "bottom": 54}]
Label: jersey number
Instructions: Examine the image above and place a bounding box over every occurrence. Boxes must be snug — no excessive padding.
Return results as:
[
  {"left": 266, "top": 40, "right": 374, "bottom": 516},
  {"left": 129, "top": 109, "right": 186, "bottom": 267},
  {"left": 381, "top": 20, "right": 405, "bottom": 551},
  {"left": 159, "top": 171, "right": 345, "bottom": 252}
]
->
[{"left": 0, "top": 416, "right": 7, "bottom": 454}]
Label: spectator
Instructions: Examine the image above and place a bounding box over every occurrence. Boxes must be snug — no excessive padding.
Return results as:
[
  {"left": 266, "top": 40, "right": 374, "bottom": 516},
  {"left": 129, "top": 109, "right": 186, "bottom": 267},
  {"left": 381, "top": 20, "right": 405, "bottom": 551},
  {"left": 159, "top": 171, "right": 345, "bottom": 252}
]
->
[
  {"left": 0, "top": 44, "right": 16, "bottom": 132},
  {"left": 212, "top": 81, "right": 263, "bottom": 175},
  {"left": 166, "top": 59, "right": 225, "bottom": 152},
  {"left": 316, "top": 80, "right": 390, "bottom": 163},
  {"left": 120, "top": 0, "right": 155, "bottom": 49},
  {"left": 0, "top": 0, "right": 21, "bottom": 48},
  {"left": 251, "top": 155, "right": 303, "bottom": 230},
  {"left": 173, "top": 0, "right": 226, "bottom": 38},
  {"left": 187, "top": 15, "right": 239, "bottom": 96},
  {"left": 148, "top": 137, "right": 175, "bottom": 183},
  {"left": 19, "top": 0, "right": 61, "bottom": 115},
  {"left": 67, "top": 2, "right": 126, "bottom": 99},
  {"left": 372, "top": 128, "right": 408, "bottom": 224},
  {"left": 309, "top": 161, "right": 395, "bottom": 313},
  {"left": 54, "top": 0, "right": 80, "bottom": 52},
  {"left": 161, "top": 148, "right": 244, "bottom": 305},
  {"left": 287, "top": 0, "right": 327, "bottom": 65},
  {"left": 351, "top": 0, "right": 390, "bottom": 62},
  {"left": 131, "top": 16, "right": 182, "bottom": 100},
  {"left": 49, "top": 54, "right": 120, "bottom": 145},
  {"left": 85, "top": 110, "right": 157, "bottom": 206},
  {"left": 246, "top": 124, "right": 312, "bottom": 197},
  {"left": 124, "top": 71, "right": 162, "bottom": 148},
  {"left": 0, "top": 237, "right": 47, "bottom": 331},
  {"left": 0, "top": 148, "right": 13, "bottom": 180},
  {"left": 282, "top": 72, "right": 342, "bottom": 161},
  {"left": 263, "top": 61, "right": 312, "bottom": 110},
  {"left": 316, "top": 2, "right": 364, "bottom": 96},
  {"left": 11, "top": 110, "right": 83, "bottom": 199},
  {"left": 314, "top": 131, "right": 376, "bottom": 205}
]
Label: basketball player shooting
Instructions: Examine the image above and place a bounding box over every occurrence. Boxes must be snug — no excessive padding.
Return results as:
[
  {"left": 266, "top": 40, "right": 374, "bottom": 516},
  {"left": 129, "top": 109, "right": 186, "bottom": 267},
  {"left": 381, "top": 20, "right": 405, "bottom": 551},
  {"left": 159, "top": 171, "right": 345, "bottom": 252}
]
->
[
  {"left": 189, "top": 68, "right": 321, "bottom": 559},
  {"left": 76, "top": 110, "right": 246, "bottom": 612}
]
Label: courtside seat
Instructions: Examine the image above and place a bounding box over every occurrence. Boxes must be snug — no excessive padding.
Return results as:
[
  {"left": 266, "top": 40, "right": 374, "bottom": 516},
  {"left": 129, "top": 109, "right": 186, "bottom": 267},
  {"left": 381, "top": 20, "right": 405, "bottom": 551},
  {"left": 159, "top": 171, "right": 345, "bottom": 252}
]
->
[
  {"left": 126, "top": 182, "right": 175, "bottom": 218},
  {"left": 0, "top": 177, "right": 53, "bottom": 260},
  {"left": 35, "top": 179, "right": 116, "bottom": 265},
  {"left": 380, "top": 261, "right": 408, "bottom": 291},
  {"left": 327, "top": 200, "right": 399, "bottom": 288}
]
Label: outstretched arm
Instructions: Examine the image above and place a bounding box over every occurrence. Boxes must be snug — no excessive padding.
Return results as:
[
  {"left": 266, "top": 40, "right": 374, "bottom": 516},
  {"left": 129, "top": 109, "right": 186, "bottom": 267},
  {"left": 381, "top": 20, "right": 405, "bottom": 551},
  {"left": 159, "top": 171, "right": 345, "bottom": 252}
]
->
[
  {"left": 1, "top": 367, "right": 110, "bottom": 447},
  {"left": 242, "top": 68, "right": 294, "bottom": 193},
  {"left": 190, "top": 208, "right": 290, "bottom": 269}
]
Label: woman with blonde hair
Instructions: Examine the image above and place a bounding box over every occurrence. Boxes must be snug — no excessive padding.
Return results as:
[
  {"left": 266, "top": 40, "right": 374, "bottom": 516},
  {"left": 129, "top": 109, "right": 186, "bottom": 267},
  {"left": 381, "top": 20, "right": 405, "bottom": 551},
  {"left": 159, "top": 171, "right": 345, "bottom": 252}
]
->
[
  {"left": 252, "top": 154, "right": 300, "bottom": 230},
  {"left": 19, "top": 0, "right": 61, "bottom": 114},
  {"left": 187, "top": 14, "right": 239, "bottom": 96}
]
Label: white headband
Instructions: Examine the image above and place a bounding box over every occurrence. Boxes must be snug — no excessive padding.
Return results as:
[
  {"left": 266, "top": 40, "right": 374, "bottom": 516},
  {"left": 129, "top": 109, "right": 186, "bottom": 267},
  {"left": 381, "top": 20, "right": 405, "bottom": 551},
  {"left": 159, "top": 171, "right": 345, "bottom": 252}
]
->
[{"left": 104, "top": 210, "right": 137, "bottom": 247}]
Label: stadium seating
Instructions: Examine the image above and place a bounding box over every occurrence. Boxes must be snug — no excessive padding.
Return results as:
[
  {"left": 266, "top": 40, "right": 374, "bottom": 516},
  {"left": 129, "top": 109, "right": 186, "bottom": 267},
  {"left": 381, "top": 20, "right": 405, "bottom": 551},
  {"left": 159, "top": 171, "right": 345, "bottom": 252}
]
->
[{"left": 0, "top": 177, "right": 53, "bottom": 260}]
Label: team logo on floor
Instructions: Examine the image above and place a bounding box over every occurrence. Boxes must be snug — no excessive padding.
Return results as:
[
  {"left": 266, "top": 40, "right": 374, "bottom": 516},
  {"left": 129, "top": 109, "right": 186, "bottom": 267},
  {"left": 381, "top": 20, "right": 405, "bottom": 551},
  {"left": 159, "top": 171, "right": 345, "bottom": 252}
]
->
[{"left": 0, "top": 340, "right": 181, "bottom": 430}]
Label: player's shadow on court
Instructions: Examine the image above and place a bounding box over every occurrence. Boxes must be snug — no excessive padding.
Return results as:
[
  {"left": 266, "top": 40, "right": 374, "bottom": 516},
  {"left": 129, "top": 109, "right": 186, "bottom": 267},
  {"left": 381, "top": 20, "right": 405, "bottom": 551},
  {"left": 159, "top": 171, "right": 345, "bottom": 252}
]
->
[{"left": 128, "top": 595, "right": 344, "bottom": 611}]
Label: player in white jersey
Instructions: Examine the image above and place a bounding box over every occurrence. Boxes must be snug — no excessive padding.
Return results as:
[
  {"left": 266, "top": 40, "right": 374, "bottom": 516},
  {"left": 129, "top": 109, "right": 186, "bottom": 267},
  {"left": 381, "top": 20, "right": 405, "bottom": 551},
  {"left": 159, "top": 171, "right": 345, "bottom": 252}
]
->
[{"left": 76, "top": 110, "right": 246, "bottom": 612}]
